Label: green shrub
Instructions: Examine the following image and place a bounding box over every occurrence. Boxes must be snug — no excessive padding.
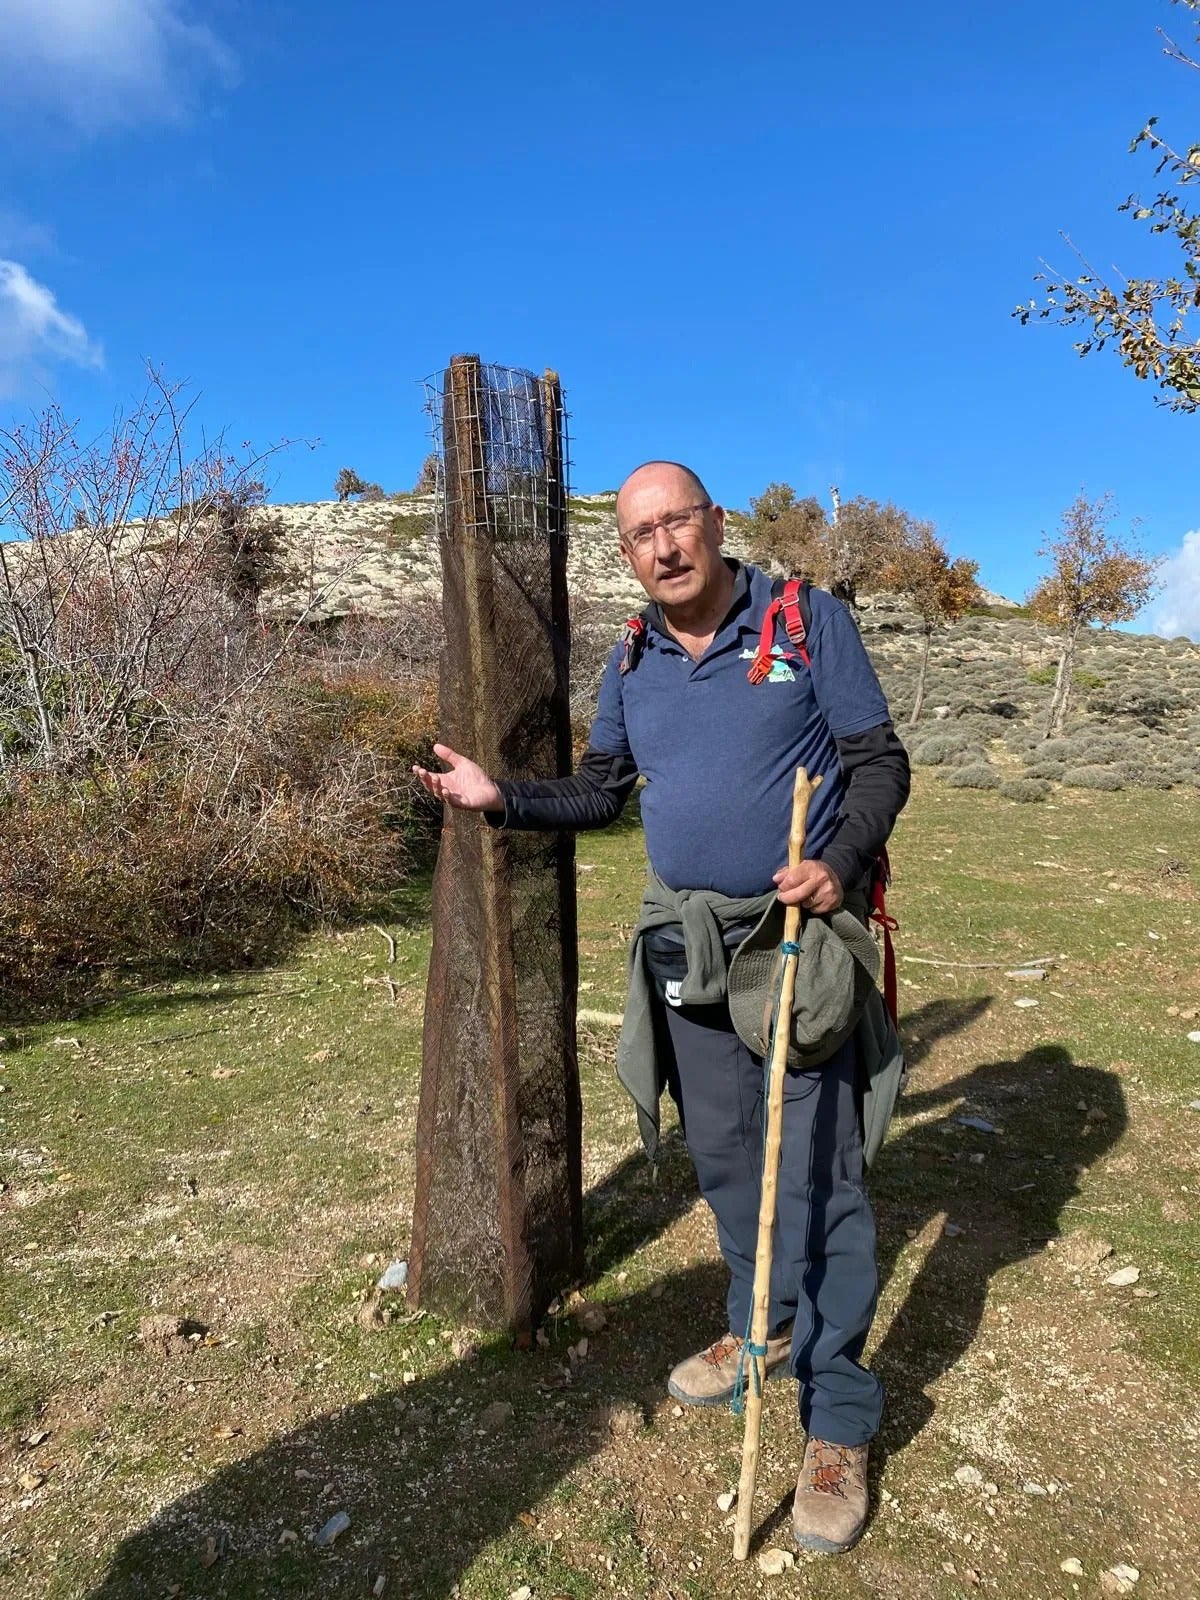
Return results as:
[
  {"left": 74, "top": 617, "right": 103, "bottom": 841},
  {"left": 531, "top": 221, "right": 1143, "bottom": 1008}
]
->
[
  {"left": 999, "top": 777, "right": 1052, "bottom": 802},
  {"left": 1113, "top": 762, "right": 1174, "bottom": 790},
  {"left": 385, "top": 512, "right": 431, "bottom": 546},
  {"left": 1086, "top": 687, "right": 1187, "bottom": 722},
  {"left": 1023, "top": 759, "right": 1067, "bottom": 780},
  {"left": 1031, "top": 665, "right": 1107, "bottom": 690},
  {"left": 909, "top": 730, "right": 977, "bottom": 766},
  {"left": 1037, "top": 737, "right": 1090, "bottom": 762},
  {"left": 1063, "top": 765, "right": 1125, "bottom": 791},
  {"left": 942, "top": 763, "right": 1001, "bottom": 789}
]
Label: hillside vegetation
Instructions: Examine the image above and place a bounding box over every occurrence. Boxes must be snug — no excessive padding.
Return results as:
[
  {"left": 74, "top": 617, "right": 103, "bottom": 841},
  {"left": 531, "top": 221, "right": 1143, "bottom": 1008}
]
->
[
  {"left": 1, "top": 477, "right": 1194, "bottom": 1017},
  {"left": 253, "top": 488, "right": 1200, "bottom": 798}
]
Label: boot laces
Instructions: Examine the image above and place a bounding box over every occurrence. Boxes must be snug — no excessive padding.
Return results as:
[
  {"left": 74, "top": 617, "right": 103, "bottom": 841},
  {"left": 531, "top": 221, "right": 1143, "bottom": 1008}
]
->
[
  {"left": 701, "top": 1333, "right": 742, "bottom": 1368},
  {"left": 802, "top": 1440, "right": 863, "bottom": 1499}
]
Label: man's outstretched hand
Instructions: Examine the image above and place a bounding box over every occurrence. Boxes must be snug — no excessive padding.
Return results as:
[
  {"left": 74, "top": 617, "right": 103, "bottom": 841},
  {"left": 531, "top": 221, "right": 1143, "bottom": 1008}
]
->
[
  {"left": 773, "top": 858, "right": 843, "bottom": 916},
  {"left": 412, "top": 744, "right": 503, "bottom": 812}
]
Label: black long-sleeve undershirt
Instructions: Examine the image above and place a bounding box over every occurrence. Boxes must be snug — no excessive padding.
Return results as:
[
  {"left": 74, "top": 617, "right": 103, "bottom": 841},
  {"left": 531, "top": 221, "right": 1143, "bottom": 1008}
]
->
[{"left": 489, "top": 722, "right": 910, "bottom": 894}]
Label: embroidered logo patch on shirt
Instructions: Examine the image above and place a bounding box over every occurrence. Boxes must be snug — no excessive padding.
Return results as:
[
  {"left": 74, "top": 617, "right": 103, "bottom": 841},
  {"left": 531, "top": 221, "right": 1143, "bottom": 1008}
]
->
[{"left": 739, "top": 645, "right": 795, "bottom": 683}]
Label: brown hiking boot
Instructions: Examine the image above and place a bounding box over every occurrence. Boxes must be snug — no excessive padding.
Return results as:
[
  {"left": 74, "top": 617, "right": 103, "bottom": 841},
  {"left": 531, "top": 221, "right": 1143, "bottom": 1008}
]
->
[
  {"left": 792, "top": 1437, "right": 870, "bottom": 1553},
  {"left": 666, "top": 1328, "right": 792, "bottom": 1408}
]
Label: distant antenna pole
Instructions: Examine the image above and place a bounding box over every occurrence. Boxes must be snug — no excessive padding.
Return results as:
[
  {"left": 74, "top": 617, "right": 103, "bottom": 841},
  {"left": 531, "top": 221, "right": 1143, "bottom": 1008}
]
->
[{"left": 829, "top": 484, "right": 841, "bottom": 524}]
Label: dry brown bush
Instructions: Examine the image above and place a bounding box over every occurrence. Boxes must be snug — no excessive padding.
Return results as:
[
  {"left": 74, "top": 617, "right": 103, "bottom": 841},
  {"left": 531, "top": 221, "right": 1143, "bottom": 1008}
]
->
[{"left": 0, "top": 378, "right": 439, "bottom": 1007}]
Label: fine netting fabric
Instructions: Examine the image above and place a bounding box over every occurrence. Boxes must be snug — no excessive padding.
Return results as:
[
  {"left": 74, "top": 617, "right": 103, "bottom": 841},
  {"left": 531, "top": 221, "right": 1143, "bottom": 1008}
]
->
[{"left": 409, "top": 357, "right": 582, "bottom": 1338}]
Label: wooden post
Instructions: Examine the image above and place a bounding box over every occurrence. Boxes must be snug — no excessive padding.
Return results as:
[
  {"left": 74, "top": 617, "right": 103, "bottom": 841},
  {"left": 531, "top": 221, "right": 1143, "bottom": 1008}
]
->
[{"left": 410, "top": 356, "right": 581, "bottom": 1339}]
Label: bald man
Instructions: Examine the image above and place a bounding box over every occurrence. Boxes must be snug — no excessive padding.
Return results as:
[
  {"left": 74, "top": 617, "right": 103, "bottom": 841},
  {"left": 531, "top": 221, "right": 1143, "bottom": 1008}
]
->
[{"left": 415, "top": 461, "right": 910, "bottom": 1555}]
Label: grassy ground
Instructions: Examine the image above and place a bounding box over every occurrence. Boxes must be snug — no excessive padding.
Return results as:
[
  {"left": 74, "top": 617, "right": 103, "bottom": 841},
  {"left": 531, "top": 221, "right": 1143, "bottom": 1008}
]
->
[{"left": 1, "top": 775, "right": 1198, "bottom": 1599}]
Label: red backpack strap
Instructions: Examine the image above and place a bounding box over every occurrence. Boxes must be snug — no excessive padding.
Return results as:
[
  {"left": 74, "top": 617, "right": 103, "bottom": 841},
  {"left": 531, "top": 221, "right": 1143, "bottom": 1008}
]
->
[
  {"left": 867, "top": 846, "right": 899, "bottom": 1025},
  {"left": 779, "top": 577, "right": 812, "bottom": 668},
  {"left": 618, "top": 614, "right": 647, "bottom": 675},
  {"left": 745, "top": 598, "right": 782, "bottom": 683},
  {"left": 746, "top": 576, "right": 814, "bottom": 683}
]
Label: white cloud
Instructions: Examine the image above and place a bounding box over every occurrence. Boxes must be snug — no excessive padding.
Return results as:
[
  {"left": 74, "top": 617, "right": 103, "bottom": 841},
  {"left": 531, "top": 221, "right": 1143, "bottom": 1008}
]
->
[
  {"left": 1146, "top": 529, "right": 1200, "bottom": 641},
  {"left": 0, "top": 259, "right": 103, "bottom": 399},
  {"left": 0, "top": 0, "right": 234, "bottom": 131}
]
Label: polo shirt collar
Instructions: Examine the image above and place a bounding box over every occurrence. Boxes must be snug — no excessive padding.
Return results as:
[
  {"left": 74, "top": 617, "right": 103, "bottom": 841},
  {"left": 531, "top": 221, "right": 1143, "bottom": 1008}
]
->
[{"left": 643, "top": 559, "right": 752, "bottom": 645}]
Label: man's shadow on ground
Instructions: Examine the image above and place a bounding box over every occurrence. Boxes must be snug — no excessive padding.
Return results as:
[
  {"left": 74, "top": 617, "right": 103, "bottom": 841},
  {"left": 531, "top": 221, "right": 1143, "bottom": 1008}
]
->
[
  {"left": 869, "top": 998, "right": 1127, "bottom": 1460},
  {"left": 85, "top": 1000, "right": 1124, "bottom": 1598}
]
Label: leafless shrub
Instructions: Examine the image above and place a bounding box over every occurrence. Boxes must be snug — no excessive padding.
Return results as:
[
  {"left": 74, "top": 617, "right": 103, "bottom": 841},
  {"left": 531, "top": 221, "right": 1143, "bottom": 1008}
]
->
[
  {"left": 568, "top": 592, "right": 621, "bottom": 735},
  {"left": 0, "top": 377, "right": 437, "bottom": 1004}
]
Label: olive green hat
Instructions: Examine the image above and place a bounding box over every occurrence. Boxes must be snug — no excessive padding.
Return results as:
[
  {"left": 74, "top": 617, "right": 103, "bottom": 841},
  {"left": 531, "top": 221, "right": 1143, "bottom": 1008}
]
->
[{"left": 727, "top": 898, "right": 881, "bottom": 1070}]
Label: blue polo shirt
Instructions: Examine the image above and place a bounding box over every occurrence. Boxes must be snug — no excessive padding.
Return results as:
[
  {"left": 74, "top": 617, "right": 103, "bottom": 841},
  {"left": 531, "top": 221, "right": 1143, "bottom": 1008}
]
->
[{"left": 588, "top": 563, "right": 890, "bottom": 896}]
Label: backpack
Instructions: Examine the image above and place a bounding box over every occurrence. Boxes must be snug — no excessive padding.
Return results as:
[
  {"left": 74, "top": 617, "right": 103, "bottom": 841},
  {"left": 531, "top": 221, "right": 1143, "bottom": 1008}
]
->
[{"left": 618, "top": 575, "right": 899, "bottom": 1024}]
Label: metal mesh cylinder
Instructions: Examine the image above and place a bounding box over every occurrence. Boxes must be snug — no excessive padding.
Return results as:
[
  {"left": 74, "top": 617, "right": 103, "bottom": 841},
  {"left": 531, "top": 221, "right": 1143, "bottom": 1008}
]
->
[{"left": 409, "top": 356, "right": 582, "bottom": 1339}]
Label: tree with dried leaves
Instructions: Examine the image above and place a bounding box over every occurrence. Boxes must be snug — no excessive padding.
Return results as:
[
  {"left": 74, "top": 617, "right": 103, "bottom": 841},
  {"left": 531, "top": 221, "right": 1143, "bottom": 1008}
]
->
[
  {"left": 334, "top": 466, "right": 368, "bottom": 501},
  {"left": 1027, "top": 493, "right": 1161, "bottom": 739},
  {"left": 826, "top": 495, "right": 914, "bottom": 611},
  {"left": 1017, "top": 0, "right": 1200, "bottom": 412},
  {"left": 212, "top": 481, "right": 285, "bottom": 606},
  {"left": 880, "top": 525, "right": 981, "bottom": 725},
  {"left": 746, "top": 484, "right": 921, "bottom": 610},
  {"left": 745, "top": 482, "right": 828, "bottom": 577},
  {"left": 413, "top": 452, "right": 439, "bottom": 494}
]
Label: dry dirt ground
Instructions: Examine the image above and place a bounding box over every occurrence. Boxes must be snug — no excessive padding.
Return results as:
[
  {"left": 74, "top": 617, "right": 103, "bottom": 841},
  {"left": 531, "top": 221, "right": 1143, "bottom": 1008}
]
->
[{"left": 2, "top": 780, "right": 1198, "bottom": 1600}]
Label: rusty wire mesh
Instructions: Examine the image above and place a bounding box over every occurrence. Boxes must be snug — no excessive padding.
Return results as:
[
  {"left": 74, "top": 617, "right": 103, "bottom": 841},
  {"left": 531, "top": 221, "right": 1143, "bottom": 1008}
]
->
[{"left": 409, "top": 356, "right": 581, "bottom": 1339}]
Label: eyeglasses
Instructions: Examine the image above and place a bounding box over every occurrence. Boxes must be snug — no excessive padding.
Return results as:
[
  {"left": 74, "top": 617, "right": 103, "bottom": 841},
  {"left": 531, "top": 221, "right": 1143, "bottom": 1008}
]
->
[{"left": 619, "top": 502, "right": 712, "bottom": 554}]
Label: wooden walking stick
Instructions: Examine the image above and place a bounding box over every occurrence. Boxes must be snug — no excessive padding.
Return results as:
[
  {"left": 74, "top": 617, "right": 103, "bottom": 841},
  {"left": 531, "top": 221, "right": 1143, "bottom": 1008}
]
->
[{"left": 733, "top": 765, "right": 822, "bottom": 1561}]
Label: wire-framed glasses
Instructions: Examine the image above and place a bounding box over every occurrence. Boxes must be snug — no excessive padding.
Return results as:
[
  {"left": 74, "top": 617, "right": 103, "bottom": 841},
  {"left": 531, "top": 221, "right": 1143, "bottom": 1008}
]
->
[{"left": 620, "top": 502, "right": 712, "bottom": 554}]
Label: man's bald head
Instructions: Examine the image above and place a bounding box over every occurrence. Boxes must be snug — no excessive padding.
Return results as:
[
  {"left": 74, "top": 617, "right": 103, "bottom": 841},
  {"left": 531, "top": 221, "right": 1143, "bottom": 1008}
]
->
[{"left": 616, "top": 461, "right": 712, "bottom": 524}]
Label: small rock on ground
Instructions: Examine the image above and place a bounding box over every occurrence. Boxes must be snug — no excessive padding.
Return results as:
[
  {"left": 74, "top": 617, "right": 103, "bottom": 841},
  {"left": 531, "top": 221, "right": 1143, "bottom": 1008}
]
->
[
  {"left": 377, "top": 1260, "right": 408, "bottom": 1292},
  {"left": 1054, "top": 1229, "right": 1114, "bottom": 1272},
  {"left": 314, "top": 1511, "right": 350, "bottom": 1548},
  {"left": 1060, "top": 1556, "right": 1084, "bottom": 1576},
  {"left": 1105, "top": 1266, "right": 1141, "bottom": 1287},
  {"left": 479, "top": 1401, "right": 514, "bottom": 1430},
  {"left": 757, "top": 1547, "right": 795, "bottom": 1576},
  {"left": 600, "top": 1402, "right": 643, "bottom": 1438},
  {"left": 138, "top": 1315, "right": 208, "bottom": 1357},
  {"left": 1100, "top": 1564, "right": 1140, "bottom": 1596}
]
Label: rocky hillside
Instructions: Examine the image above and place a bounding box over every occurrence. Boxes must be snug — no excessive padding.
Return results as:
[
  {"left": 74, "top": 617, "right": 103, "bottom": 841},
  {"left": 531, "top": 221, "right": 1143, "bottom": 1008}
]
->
[
  {"left": 261, "top": 490, "right": 743, "bottom": 617},
  {"left": 260, "top": 490, "right": 1200, "bottom": 799}
]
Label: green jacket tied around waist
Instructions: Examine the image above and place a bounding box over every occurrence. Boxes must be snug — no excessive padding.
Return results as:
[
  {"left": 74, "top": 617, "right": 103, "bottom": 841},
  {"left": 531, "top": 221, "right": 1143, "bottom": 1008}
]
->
[{"left": 616, "top": 870, "right": 907, "bottom": 1167}]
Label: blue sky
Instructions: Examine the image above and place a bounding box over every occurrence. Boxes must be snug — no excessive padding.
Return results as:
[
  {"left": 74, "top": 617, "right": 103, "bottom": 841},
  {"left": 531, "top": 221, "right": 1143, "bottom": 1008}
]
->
[{"left": 1, "top": 0, "right": 1197, "bottom": 635}]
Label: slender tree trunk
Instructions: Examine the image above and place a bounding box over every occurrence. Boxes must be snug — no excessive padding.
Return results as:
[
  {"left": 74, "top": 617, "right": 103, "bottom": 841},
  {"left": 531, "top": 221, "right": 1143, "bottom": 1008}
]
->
[
  {"left": 1044, "top": 624, "right": 1079, "bottom": 740},
  {"left": 909, "top": 626, "right": 933, "bottom": 726}
]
